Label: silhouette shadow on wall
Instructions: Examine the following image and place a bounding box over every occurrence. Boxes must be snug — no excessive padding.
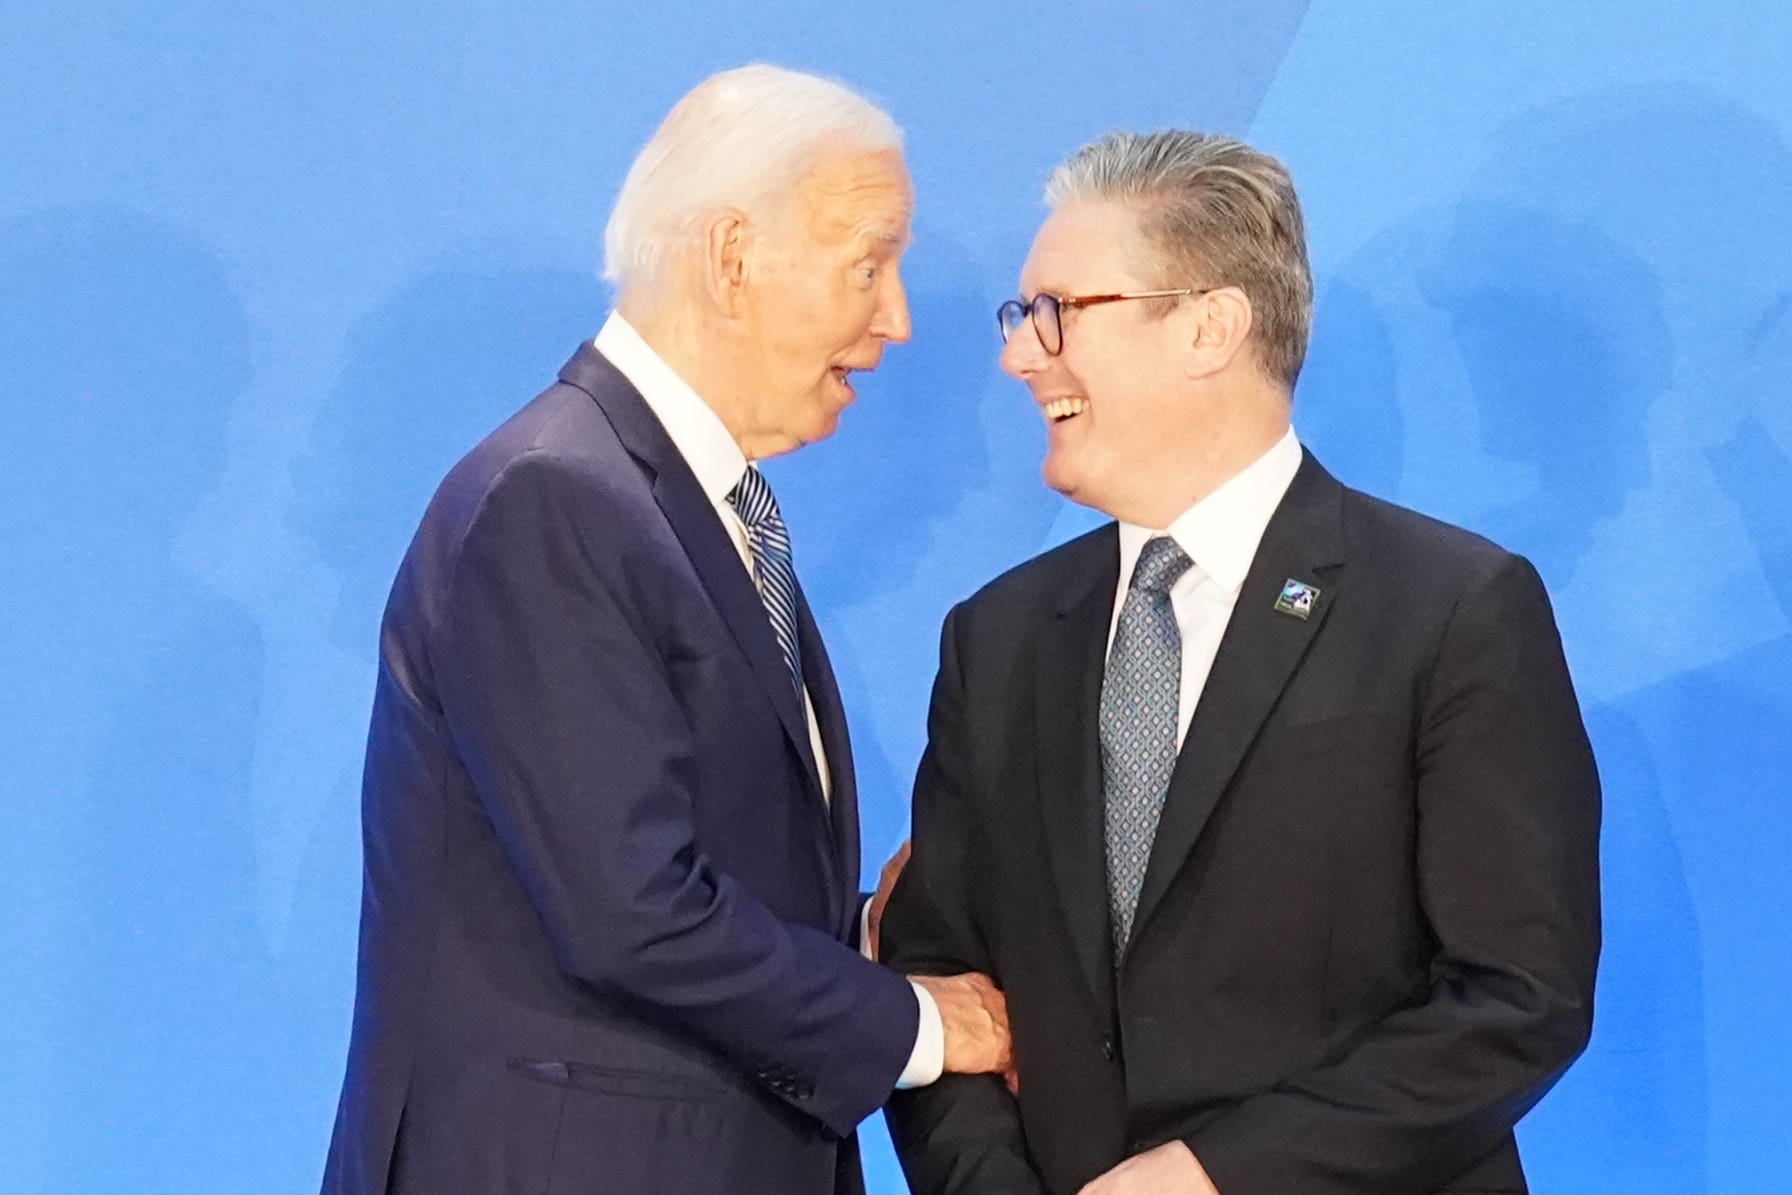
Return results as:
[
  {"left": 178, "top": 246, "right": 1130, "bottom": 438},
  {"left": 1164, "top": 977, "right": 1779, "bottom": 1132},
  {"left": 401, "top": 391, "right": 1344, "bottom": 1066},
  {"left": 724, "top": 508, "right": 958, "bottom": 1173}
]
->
[
  {"left": 1308, "top": 83, "right": 1792, "bottom": 1188},
  {"left": 292, "top": 267, "right": 610, "bottom": 656},
  {"left": 1422, "top": 206, "right": 1667, "bottom": 585},
  {"left": 1421, "top": 201, "right": 1710, "bottom": 1188},
  {"left": 1295, "top": 279, "right": 1405, "bottom": 501},
  {"left": 1442, "top": 92, "right": 1792, "bottom": 1188},
  {"left": 0, "top": 208, "right": 276, "bottom": 1190}
]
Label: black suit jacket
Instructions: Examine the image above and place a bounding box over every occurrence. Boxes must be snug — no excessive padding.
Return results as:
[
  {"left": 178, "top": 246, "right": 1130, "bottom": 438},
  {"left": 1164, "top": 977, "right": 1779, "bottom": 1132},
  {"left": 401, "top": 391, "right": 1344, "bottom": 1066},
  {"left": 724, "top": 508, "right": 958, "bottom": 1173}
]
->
[
  {"left": 323, "top": 344, "right": 917, "bottom": 1195},
  {"left": 883, "top": 452, "right": 1600, "bottom": 1195}
]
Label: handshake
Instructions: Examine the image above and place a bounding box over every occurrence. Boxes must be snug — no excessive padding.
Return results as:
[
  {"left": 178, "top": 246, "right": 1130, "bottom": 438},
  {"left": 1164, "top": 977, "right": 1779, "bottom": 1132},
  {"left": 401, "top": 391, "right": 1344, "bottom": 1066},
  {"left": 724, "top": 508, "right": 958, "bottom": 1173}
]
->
[{"left": 867, "top": 841, "right": 1016, "bottom": 1085}]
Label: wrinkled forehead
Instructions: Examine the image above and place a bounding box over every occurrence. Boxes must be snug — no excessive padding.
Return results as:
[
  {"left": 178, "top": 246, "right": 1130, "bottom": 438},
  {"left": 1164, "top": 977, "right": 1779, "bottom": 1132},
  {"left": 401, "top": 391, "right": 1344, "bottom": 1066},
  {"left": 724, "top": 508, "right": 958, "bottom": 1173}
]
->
[{"left": 799, "top": 147, "right": 914, "bottom": 247}]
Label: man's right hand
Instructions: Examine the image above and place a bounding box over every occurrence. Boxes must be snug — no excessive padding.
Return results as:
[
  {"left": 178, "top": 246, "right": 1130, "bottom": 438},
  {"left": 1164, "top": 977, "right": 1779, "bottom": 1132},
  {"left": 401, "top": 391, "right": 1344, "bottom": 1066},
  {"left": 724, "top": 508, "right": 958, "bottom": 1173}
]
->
[{"left": 913, "top": 972, "right": 1012, "bottom": 1075}]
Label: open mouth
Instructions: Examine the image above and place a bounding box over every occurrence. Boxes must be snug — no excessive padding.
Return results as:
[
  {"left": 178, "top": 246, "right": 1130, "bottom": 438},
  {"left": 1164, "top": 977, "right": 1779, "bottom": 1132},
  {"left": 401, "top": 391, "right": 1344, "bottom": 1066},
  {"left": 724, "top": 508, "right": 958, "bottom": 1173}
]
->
[
  {"left": 830, "top": 366, "right": 858, "bottom": 395},
  {"left": 1041, "top": 396, "right": 1090, "bottom": 423}
]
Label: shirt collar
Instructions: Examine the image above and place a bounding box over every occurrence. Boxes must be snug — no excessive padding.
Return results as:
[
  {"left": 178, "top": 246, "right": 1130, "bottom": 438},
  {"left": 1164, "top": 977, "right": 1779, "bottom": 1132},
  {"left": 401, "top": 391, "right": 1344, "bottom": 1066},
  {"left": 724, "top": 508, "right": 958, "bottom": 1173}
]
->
[
  {"left": 594, "top": 312, "right": 748, "bottom": 508},
  {"left": 1117, "top": 425, "right": 1304, "bottom": 597}
]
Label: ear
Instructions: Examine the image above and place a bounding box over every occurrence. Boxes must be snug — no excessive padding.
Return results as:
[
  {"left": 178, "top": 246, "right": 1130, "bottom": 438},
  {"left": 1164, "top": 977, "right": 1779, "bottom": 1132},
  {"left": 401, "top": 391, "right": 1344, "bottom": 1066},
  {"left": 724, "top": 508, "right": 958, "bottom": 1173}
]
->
[
  {"left": 1186, "top": 286, "right": 1255, "bottom": 380},
  {"left": 703, "top": 210, "right": 750, "bottom": 316}
]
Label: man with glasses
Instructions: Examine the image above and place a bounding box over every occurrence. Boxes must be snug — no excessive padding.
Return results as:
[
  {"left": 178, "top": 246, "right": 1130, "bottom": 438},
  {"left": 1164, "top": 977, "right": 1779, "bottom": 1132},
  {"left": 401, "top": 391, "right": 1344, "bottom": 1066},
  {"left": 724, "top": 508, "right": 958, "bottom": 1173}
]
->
[{"left": 880, "top": 131, "right": 1600, "bottom": 1194}]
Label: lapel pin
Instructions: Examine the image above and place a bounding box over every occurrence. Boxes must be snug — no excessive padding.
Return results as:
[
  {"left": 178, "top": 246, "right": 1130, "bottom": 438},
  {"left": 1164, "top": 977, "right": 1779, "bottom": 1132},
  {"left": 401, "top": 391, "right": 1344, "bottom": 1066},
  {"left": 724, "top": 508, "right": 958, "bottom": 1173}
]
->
[{"left": 1274, "top": 578, "right": 1320, "bottom": 620}]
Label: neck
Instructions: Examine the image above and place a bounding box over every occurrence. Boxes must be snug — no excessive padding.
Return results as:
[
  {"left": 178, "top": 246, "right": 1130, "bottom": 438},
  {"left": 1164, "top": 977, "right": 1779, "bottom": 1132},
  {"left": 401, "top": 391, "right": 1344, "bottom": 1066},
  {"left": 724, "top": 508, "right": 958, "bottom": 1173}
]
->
[
  {"left": 1119, "top": 382, "right": 1290, "bottom": 528},
  {"left": 618, "top": 291, "right": 759, "bottom": 456}
]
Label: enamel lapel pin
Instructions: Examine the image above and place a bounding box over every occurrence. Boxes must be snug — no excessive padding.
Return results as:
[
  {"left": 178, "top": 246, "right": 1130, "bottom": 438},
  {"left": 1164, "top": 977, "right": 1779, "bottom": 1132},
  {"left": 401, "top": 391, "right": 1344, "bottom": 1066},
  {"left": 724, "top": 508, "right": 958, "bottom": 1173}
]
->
[{"left": 1274, "top": 578, "right": 1321, "bottom": 620}]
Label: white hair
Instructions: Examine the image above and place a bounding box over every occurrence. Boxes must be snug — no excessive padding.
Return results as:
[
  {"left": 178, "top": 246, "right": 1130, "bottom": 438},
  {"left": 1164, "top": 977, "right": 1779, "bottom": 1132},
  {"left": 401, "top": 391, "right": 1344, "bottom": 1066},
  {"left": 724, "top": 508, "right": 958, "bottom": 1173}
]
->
[{"left": 602, "top": 64, "right": 903, "bottom": 297}]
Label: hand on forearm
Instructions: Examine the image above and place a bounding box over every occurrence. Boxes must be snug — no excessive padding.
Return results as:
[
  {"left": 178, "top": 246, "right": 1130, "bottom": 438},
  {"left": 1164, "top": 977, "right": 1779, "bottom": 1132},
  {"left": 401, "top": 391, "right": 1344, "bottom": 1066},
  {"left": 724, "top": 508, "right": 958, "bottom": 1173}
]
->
[{"left": 912, "top": 972, "right": 1012, "bottom": 1075}]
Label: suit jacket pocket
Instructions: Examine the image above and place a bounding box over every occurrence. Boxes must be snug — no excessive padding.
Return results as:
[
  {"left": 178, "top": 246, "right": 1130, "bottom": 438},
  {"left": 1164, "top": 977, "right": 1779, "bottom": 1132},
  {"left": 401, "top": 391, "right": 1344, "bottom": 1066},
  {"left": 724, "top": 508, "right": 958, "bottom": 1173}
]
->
[
  {"left": 508, "top": 1057, "right": 728, "bottom": 1102},
  {"left": 508, "top": 1058, "right": 737, "bottom": 1194},
  {"left": 500, "top": 1060, "right": 568, "bottom": 1195}
]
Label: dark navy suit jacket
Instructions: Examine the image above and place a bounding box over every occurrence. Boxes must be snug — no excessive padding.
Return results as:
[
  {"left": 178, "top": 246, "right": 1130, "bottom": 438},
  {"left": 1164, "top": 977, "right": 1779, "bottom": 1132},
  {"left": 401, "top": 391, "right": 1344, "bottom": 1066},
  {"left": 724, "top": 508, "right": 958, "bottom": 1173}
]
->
[{"left": 323, "top": 344, "right": 919, "bottom": 1195}]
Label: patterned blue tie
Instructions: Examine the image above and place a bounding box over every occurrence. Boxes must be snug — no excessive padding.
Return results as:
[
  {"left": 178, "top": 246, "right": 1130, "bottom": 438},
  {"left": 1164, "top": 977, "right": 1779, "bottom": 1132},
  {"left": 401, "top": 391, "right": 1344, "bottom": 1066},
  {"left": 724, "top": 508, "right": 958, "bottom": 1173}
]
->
[
  {"left": 1101, "top": 534, "right": 1193, "bottom": 957},
  {"left": 727, "top": 466, "right": 803, "bottom": 697}
]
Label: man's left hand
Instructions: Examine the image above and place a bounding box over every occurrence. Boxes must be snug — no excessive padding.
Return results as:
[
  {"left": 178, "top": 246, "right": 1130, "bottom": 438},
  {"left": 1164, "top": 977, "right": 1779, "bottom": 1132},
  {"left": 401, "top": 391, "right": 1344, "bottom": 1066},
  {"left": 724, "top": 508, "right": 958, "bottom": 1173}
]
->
[
  {"left": 865, "top": 838, "right": 910, "bottom": 962},
  {"left": 1076, "top": 1142, "right": 1218, "bottom": 1195}
]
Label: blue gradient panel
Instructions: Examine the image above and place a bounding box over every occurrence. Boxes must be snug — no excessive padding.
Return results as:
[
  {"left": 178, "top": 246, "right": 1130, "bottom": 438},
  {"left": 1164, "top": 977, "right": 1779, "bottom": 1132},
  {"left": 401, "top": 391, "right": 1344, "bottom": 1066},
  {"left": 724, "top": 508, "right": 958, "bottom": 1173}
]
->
[{"left": 2, "top": 2, "right": 1786, "bottom": 1191}]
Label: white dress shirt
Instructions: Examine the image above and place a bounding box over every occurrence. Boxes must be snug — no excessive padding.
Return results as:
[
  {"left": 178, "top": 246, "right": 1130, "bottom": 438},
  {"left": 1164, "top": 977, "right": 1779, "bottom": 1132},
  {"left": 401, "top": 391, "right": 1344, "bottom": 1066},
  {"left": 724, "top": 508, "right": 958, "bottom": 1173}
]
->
[
  {"left": 1109, "top": 427, "right": 1305, "bottom": 746},
  {"left": 593, "top": 313, "right": 944, "bottom": 1089}
]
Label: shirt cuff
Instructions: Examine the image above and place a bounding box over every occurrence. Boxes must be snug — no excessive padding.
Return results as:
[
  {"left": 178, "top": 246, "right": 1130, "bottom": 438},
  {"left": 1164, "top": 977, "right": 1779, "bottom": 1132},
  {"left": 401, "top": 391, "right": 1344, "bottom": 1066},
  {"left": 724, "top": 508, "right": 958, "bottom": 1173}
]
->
[
  {"left": 896, "top": 980, "right": 945, "bottom": 1089},
  {"left": 858, "top": 895, "right": 876, "bottom": 961}
]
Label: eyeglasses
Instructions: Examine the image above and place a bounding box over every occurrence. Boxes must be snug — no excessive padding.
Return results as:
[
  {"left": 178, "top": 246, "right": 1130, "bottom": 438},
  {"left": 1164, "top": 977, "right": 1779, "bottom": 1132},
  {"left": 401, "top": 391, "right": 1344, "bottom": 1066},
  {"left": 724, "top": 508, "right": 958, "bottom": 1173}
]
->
[{"left": 996, "top": 288, "right": 1212, "bottom": 355}]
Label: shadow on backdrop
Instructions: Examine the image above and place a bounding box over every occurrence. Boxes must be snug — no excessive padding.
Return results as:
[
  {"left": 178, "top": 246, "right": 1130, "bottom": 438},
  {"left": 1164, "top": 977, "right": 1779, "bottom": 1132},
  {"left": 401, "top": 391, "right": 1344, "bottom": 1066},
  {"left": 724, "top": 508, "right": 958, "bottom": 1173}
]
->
[
  {"left": 1425, "top": 204, "right": 1666, "bottom": 584},
  {"left": 292, "top": 265, "right": 610, "bottom": 656},
  {"left": 1295, "top": 279, "right": 1405, "bottom": 501},
  {"left": 1425, "top": 131, "right": 1704, "bottom": 1195},
  {"left": 1639, "top": 312, "right": 1792, "bottom": 1170},
  {"left": 0, "top": 208, "right": 277, "bottom": 1191},
  {"left": 1328, "top": 85, "right": 1792, "bottom": 1188},
  {"left": 1451, "top": 90, "right": 1792, "bottom": 1188},
  {"left": 1597, "top": 401, "right": 1792, "bottom": 1186}
]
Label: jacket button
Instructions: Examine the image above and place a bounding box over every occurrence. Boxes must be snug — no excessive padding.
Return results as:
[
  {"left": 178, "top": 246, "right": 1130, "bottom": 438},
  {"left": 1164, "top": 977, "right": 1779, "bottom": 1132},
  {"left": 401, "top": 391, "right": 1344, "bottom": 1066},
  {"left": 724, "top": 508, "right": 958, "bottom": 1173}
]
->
[{"left": 1101, "top": 1036, "right": 1116, "bottom": 1061}]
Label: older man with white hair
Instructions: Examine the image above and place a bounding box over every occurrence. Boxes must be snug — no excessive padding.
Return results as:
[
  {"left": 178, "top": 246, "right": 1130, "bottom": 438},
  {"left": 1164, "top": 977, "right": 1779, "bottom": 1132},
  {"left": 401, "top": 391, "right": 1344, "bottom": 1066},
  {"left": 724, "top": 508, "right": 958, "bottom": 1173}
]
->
[{"left": 322, "top": 65, "right": 1010, "bottom": 1195}]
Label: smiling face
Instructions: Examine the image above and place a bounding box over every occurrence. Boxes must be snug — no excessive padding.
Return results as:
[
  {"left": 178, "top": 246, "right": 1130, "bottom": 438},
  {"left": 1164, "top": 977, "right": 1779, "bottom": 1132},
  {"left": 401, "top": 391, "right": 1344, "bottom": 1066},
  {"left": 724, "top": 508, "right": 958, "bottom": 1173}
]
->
[
  {"left": 732, "top": 147, "right": 913, "bottom": 458},
  {"left": 1002, "top": 199, "right": 1212, "bottom": 523}
]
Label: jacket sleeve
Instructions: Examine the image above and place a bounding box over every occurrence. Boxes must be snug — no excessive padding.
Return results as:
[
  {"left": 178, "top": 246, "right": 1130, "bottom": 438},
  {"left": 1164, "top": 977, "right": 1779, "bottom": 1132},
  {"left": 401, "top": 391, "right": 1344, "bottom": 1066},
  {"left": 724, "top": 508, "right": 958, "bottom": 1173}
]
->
[
  {"left": 882, "top": 606, "right": 1051, "bottom": 1195},
  {"left": 433, "top": 452, "right": 918, "bottom": 1136},
  {"left": 1185, "top": 553, "right": 1602, "bottom": 1195}
]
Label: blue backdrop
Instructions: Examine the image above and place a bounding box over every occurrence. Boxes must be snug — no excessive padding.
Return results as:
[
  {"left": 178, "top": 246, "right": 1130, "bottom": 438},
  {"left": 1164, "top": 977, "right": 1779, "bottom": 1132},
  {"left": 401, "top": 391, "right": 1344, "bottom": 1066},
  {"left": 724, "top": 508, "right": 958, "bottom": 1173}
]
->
[{"left": 4, "top": 2, "right": 1788, "bottom": 1191}]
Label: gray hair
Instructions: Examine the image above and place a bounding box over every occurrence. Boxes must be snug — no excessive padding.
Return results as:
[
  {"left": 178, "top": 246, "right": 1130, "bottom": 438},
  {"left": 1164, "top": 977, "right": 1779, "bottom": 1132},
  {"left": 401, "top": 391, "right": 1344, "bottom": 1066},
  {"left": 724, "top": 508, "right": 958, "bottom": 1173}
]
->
[
  {"left": 603, "top": 65, "right": 903, "bottom": 298},
  {"left": 1045, "top": 130, "right": 1313, "bottom": 389}
]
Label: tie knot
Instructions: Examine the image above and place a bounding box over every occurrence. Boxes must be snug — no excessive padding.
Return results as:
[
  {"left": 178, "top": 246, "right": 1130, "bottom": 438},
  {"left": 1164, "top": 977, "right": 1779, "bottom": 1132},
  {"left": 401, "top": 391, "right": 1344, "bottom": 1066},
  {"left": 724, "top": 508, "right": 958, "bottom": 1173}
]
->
[
  {"left": 727, "top": 466, "right": 781, "bottom": 529},
  {"left": 1130, "top": 535, "right": 1192, "bottom": 595}
]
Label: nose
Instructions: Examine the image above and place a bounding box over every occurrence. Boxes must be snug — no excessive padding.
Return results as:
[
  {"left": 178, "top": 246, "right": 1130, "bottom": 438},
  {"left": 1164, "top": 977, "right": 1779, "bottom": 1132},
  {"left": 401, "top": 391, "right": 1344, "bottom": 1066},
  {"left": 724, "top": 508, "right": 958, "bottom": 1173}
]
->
[
  {"left": 872, "top": 265, "right": 911, "bottom": 344},
  {"left": 999, "top": 309, "right": 1048, "bottom": 380}
]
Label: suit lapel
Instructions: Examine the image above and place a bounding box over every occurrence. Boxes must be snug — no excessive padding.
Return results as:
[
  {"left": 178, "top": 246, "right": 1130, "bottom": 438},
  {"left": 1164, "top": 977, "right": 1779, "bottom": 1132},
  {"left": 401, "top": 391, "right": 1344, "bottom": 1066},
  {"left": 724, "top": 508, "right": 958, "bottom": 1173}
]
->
[
  {"left": 796, "top": 586, "right": 856, "bottom": 938},
  {"left": 557, "top": 344, "right": 825, "bottom": 804},
  {"left": 1034, "top": 526, "right": 1122, "bottom": 1025},
  {"left": 1129, "top": 452, "right": 1348, "bottom": 945}
]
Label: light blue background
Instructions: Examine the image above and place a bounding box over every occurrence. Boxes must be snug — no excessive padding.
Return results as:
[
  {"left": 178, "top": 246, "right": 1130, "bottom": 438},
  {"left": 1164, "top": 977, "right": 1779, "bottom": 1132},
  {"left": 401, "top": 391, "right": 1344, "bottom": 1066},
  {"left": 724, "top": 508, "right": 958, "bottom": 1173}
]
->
[{"left": 4, "top": 2, "right": 1788, "bottom": 1191}]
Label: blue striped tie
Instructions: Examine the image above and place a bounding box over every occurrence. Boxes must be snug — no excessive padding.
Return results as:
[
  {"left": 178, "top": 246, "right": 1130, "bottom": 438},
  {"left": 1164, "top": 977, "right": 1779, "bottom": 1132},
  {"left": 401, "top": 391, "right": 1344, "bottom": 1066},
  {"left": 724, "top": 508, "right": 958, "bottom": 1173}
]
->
[
  {"left": 1101, "top": 535, "right": 1193, "bottom": 957},
  {"left": 728, "top": 466, "right": 804, "bottom": 697}
]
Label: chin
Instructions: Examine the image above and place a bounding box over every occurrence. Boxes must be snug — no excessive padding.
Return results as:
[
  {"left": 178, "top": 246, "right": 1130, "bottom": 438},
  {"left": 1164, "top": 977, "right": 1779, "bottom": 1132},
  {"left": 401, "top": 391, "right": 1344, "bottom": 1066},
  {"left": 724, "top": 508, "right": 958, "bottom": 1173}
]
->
[
  {"left": 809, "top": 394, "right": 849, "bottom": 442},
  {"left": 1040, "top": 453, "right": 1079, "bottom": 500},
  {"left": 1043, "top": 454, "right": 1118, "bottom": 516},
  {"left": 803, "top": 411, "right": 843, "bottom": 445}
]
